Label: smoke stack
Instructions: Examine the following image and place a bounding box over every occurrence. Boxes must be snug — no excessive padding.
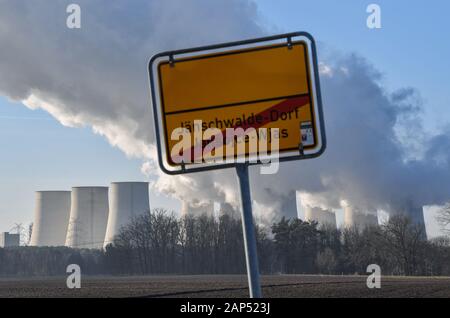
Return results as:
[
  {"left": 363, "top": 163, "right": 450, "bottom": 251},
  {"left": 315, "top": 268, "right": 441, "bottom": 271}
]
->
[
  {"left": 65, "top": 187, "right": 109, "bottom": 249},
  {"left": 30, "top": 191, "right": 71, "bottom": 246},
  {"left": 104, "top": 182, "right": 150, "bottom": 247}
]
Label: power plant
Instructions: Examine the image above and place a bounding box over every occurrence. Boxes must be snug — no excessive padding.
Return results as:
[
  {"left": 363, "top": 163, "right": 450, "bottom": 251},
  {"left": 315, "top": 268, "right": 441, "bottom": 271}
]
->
[
  {"left": 65, "top": 187, "right": 109, "bottom": 249},
  {"left": 0, "top": 232, "right": 20, "bottom": 248},
  {"left": 27, "top": 181, "right": 431, "bottom": 249},
  {"left": 30, "top": 191, "right": 71, "bottom": 247},
  {"left": 296, "top": 192, "right": 337, "bottom": 228},
  {"left": 280, "top": 192, "right": 299, "bottom": 220},
  {"left": 392, "top": 201, "right": 427, "bottom": 239},
  {"left": 343, "top": 204, "right": 378, "bottom": 231},
  {"left": 28, "top": 183, "right": 150, "bottom": 249},
  {"left": 104, "top": 182, "right": 150, "bottom": 247},
  {"left": 303, "top": 206, "right": 337, "bottom": 228}
]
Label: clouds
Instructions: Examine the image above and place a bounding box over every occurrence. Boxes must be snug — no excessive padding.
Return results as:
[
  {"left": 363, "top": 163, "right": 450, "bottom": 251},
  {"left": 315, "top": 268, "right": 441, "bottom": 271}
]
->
[
  {"left": 257, "top": 54, "right": 450, "bottom": 213},
  {"left": 1, "top": 1, "right": 449, "bottom": 222},
  {"left": 154, "top": 53, "right": 450, "bottom": 220},
  {"left": 0, "top": 0, "right": 263, "bottom": 159}
]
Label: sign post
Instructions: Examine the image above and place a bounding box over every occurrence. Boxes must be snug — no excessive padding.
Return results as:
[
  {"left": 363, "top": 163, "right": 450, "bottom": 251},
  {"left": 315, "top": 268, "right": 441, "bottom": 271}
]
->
[
  {"left": 148, "top": 32, "right": 326, "bottom": 298},
  {"left": 236, "top": 163, "right": 262, "bottom": 298}
]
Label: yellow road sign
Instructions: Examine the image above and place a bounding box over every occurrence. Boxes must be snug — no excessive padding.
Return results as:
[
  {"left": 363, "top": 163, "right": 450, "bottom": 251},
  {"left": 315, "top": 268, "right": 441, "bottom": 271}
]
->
[{"left": 149, "top": 32, "right": 325, "bottom": 174}]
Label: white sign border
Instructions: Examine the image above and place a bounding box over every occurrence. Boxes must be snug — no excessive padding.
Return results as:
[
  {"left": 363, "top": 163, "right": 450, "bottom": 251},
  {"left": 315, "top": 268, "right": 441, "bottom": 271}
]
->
[{"left": 148, "top": 32, "right": 326, "bottom": 175}]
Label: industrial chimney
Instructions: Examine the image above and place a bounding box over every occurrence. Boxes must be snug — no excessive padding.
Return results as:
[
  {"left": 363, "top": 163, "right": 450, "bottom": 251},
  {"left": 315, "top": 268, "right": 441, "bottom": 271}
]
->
[
  {"left": 65, "top": 187, "right": 109, "bottom": 249},
  {"left": 104, "top": 182, "right": 150, "bottom": 247},
  {"left": 30, "top": 191, "right": 71, "bottom": 246}
]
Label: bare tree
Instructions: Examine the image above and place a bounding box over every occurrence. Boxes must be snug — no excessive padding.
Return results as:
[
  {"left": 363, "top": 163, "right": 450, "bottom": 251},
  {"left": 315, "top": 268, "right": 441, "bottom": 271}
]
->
[
  {"left": 4, "top": 211, "right": 450, "bottom": 276},
  {"left": 436, "top": 203, "right": 450, "bottom": 235},
  {"left": 27, "top": 223, "right": 33, "bottom": 246},
  {"left": 381, "top": 215, "right": 426, "bottom": 275},
  {"left": 9, "top": 223, "right": 27, "bottom": 246}
]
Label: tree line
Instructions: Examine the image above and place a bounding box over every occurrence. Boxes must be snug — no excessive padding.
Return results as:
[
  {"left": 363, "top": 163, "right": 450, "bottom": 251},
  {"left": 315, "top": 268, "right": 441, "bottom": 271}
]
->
[{"left": 1, "top": 208, "right": 450, "bottom": 276}]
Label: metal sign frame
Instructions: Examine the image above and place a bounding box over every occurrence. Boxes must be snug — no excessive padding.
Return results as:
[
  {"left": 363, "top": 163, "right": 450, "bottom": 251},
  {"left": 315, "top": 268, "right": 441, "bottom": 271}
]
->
[
  {"left": 148, "top": 32, "right": 326, "bottom": 298},
  {"left": 148, "top": 31, "right": 326, "bottom": 175}
]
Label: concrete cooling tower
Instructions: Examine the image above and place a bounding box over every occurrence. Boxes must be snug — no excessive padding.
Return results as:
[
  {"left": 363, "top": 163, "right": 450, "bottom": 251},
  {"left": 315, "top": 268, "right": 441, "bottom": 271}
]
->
[
  {"left": 65, "top": 187, "right": 109, "bottom": 249},
  {"left": 393, "top": 202, "right": 427, "bottom": 239},
  {"left": 304, "top": 206, "right": 337, "bottom": 228},
  {"left": 30, "top": 191, "right": 71, "bottom": 246},
  {"left": 344, "top": 205, "right": 378, "bottom": 231},
  {"left": 104, "top": 182, "right": 150, "bottom": 247},
  {"left": 409, "top": 206, "right": 427, "bottom": 239},
  {"left": 279, "top": 192, "right": 299, "bottom": 220}
]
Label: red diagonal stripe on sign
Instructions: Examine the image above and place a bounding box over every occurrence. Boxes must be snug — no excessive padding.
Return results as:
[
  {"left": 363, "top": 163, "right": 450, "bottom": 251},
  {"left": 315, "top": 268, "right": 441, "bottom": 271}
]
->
[{"left": 171, "top": 95, "right": 310, "bottom": 164}]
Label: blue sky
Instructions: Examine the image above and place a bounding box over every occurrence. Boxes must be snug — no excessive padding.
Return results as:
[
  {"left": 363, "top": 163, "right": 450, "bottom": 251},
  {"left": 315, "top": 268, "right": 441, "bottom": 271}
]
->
[
  {"left": 255, "top": 0, "right": 450, "bottom": 237},
  {"left": 1, "top": 1, "right": 449, "bottom": 237},
  {"left": 0, "top": 97, "right": 179, "bottom": 231},
  {"left": 256, "top": 0, "right": 450, "bottom": 134}
]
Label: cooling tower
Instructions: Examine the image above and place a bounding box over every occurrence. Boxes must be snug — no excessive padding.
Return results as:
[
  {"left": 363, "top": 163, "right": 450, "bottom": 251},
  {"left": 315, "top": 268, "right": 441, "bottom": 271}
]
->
[
  {"left": 30, "top": 191, "right": 71, "bottom": 246},
  {"left": 394, "top": 202, "right": 427, "bottom": 239},
  {"left": 65, "top": 187, "right": 109, "bottom": 249},
  {"left": 104, "top": 182, "right": 150, "bottom": 247},
  {"left": 353, "top": 213, "right": 378, "bottom": 230},
  {"left": 279, "top": 191, "right": 298, "bottom": 220},
  {"left": 343, "top": 205, "right": 355, "bottom": 228},
  {"left": 344, "top": 205, "right": 378, "bottom": 231},
  {"left": 304, "top": 206, "right": 336, "bottom": 228},
  {"left": 410, "top": 206, "right": 427, "bottom": 239},
  {"left": 181, "top": 200, "right": 189, "bottom": 216}
]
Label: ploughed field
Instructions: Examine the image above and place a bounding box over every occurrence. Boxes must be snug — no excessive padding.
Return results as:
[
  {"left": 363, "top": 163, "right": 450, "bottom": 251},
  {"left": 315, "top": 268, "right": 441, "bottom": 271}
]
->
[{"left": 0, "top": 275, "right": 449, "bottom": 298}]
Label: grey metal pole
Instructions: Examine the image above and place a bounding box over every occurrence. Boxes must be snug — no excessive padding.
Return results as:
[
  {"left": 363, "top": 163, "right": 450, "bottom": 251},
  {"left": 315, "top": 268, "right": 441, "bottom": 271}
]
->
[{"left": 235, "top": 163, "right": 262, "bottom": 298}]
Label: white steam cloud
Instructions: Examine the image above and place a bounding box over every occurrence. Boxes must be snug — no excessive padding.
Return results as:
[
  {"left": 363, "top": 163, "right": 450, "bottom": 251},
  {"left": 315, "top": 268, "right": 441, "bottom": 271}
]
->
[{"left": 1, "top": 1, "right": 449, "bottom": 223}]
